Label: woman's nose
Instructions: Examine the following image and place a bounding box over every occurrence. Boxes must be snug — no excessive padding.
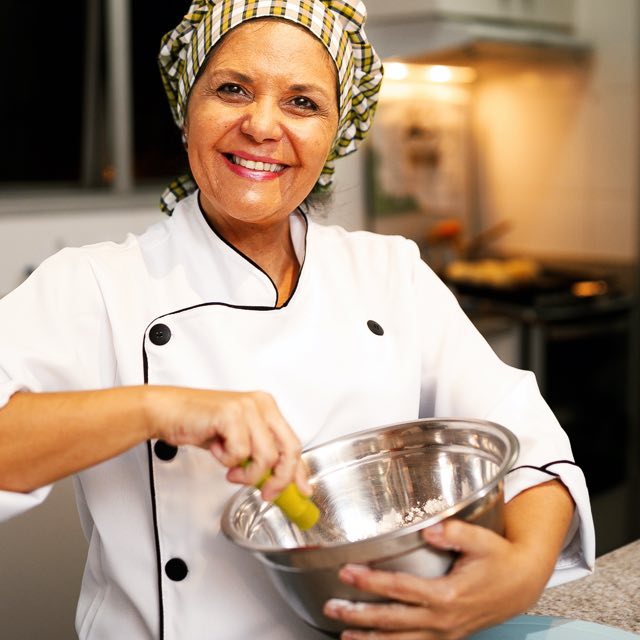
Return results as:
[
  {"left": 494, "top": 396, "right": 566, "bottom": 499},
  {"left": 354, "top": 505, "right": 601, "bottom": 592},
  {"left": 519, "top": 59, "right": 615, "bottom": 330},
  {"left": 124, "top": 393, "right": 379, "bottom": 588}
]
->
[{"left": 240, "top": 99, "right": 283, "bottom": 143}]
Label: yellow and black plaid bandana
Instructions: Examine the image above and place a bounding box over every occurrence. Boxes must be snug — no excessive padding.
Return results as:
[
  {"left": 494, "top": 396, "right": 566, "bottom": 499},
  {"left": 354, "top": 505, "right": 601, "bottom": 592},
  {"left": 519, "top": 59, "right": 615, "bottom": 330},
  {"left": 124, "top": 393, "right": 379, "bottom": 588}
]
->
[{"left": 158, "top": 0, "right": 383, "bottom": 213}]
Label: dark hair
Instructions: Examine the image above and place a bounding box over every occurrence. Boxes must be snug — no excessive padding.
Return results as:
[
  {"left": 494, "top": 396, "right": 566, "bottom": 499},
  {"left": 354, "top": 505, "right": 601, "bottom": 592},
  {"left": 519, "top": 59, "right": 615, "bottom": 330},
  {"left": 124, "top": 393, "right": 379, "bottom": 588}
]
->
[{"left": 298, "top": 181, "right": 334, "bottom": 218}]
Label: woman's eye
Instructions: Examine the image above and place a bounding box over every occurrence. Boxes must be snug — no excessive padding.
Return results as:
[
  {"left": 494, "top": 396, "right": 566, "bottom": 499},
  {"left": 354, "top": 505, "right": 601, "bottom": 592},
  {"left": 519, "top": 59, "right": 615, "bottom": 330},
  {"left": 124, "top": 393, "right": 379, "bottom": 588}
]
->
[
  {"left": 217, "top": 83, "right": 248, "bottom": 98},
  {"left": 290, "top": 96, "right": 318, "bottom": 111}
]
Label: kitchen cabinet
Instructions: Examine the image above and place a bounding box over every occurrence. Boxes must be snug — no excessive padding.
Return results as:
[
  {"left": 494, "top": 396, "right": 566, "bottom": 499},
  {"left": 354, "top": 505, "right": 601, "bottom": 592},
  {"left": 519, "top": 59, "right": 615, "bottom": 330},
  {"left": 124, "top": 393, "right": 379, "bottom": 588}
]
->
[
  {"left": 365, "top": 0, "right": 575, "bottom": 29},
  {"left": 0, "top": 477, "right": 87, "bottom": 640}
]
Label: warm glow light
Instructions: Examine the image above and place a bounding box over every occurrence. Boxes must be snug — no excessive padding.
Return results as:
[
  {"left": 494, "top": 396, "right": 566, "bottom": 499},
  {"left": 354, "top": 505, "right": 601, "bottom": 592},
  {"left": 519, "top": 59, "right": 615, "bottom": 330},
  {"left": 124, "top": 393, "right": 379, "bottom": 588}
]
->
[
  {"left": 425, "top": 65, "right": 477, "bottom": 84},
  {"left": 571, "top": 280, "right": 609, "bottom": 298},
  {"left": 426, "top": 65, "right": 453, "bottom": 83},
  {"left": 384, "top": 62, "right": 409, "bottom": 80},
  {"left": 383, "top": 61, "right": 476, "bottom": 86}
]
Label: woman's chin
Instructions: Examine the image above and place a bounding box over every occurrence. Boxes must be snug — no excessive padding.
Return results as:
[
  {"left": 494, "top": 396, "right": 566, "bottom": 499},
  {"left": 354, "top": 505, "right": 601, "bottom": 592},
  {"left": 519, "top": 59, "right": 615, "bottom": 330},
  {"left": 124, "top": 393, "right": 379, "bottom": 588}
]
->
[{"left": 199, "top": 183, "right": 309, "bottom": 226}]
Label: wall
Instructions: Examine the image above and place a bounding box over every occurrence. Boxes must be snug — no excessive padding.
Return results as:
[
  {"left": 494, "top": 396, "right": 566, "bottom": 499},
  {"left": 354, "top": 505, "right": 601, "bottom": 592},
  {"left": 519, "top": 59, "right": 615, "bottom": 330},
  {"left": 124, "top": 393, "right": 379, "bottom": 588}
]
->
[
  {"left": 329, "top": 0, "right": 640, "bottom": 264},
  {"left": 473, "top": 0, "right": 640, "bottom": 262},
  {"left": 0, "top": 478, "right": 87, "bottom": 640}
]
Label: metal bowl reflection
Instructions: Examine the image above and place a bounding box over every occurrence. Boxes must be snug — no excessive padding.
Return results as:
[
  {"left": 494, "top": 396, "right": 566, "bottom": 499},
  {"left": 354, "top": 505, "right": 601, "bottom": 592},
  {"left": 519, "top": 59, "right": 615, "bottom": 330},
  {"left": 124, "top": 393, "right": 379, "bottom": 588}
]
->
[{"left": 221, "top": 418, "right": 518, "bottom": 635}]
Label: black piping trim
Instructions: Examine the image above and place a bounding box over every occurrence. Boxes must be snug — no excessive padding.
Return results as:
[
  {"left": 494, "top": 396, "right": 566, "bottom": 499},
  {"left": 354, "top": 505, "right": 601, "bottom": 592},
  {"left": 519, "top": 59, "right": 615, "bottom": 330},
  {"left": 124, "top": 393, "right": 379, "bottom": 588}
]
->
[
  {"left": 508, "top": 464, "right": 560, "bottom": 479},
  {"left": 196, "top": 193, "right": 307, "bottom": 309},
  {"left": 541, "top": 460, "right": 580, "bottom": 471},
  {"left": 142, "top": 338, "right": 164, "bottom": 639},
  {"left": 141, "top": 207, "right": 308, "bottom": 638},
  {"left": 147, "top": 301, "right": 274, "bottom": 327},
  {"left": 507, "top": 460, "right": 580, "bottom": 479},
  {"left": 142, "top": 301, "right": 281, "bottom": 640},
  {"left": 146, "top": 440, "right": 165, "bottom": 640},
  {"left": 142, "top": 341, "right": 149, "bottom": 385}
]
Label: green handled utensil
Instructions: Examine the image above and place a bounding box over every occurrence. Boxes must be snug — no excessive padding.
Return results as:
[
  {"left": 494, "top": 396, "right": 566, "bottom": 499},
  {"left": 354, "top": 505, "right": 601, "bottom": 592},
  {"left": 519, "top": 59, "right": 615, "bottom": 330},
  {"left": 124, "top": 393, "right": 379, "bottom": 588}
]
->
[{"left": 242, "top": 460, "right": 320, "bottom": 530}]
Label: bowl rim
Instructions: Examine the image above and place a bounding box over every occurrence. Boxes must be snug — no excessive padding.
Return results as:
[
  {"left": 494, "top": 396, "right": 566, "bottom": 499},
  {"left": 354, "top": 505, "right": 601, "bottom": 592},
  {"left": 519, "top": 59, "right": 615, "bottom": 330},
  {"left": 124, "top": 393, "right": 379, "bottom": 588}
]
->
[{"left": 221, "top": 417, "right": 519, "bottom": 556}]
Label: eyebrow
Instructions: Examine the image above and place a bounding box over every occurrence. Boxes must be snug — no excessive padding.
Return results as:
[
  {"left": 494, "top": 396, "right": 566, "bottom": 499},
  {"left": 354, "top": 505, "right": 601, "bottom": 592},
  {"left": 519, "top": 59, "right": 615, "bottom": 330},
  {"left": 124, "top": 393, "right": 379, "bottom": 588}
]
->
[
  {"left": 212, "top": 69, "right": 253, "bottom": 85},
  {"left": 210, "top": 68, "right": 333, "bottom": 99},
  {"left": 289, "top": 83, "right": 333, "bottom": 99}
]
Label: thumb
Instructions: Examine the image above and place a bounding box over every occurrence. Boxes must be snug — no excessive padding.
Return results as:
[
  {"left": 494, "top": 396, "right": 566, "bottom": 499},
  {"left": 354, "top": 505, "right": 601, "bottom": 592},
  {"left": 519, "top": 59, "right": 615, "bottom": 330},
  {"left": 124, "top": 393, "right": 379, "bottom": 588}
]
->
[
  {"left": 294, "top": 460, "right": 313, "bottom": 496},
  {"left": 421, "top": 518, "right": 502, "bottom": 557}
]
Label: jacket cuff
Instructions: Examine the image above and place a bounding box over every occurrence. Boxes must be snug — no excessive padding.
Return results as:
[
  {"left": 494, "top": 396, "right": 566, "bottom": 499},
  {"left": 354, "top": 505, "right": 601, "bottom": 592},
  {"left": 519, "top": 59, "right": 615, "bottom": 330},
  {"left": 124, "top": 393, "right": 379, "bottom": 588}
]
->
[
  {"left": 0, "top": 485, "right": 52, "bottom": 523},
  {"left": 504, "top": 462, "right": 595, "bottom": 587},
  {"left": 0, "top": 379, "right": 30, "bottom": 410}
]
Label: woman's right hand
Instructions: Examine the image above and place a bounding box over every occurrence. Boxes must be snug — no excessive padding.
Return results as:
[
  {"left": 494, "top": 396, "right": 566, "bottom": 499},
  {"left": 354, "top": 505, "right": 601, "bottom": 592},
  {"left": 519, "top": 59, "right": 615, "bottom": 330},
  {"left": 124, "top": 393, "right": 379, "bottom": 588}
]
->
[{"left": 145, "top": 386, "right": 309, "bottom": 500}]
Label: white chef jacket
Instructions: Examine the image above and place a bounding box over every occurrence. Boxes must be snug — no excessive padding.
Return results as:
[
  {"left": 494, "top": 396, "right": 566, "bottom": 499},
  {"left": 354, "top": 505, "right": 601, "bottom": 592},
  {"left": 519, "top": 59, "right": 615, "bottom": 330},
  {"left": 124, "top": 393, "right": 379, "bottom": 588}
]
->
[{"left": 0, "top": 193, "right": 594, "bottom": 639}]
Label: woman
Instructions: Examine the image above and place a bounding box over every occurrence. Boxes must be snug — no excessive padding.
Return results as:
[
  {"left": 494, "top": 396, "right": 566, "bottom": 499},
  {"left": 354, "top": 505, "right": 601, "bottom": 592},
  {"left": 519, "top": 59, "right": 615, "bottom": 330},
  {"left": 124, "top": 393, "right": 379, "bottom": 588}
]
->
[{"left": 0, "top": 1, "right": 594, "bottom": 638}]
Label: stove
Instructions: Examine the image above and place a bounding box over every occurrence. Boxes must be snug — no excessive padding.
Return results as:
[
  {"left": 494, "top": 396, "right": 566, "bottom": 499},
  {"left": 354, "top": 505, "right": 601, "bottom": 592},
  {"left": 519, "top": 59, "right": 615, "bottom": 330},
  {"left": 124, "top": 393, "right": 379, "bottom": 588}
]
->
[
  {"left": 447, "top": 265, "right": 629, "bottom": 320},
  {"left": 446, "top": 265, "right": 637, "bottom": 503}
]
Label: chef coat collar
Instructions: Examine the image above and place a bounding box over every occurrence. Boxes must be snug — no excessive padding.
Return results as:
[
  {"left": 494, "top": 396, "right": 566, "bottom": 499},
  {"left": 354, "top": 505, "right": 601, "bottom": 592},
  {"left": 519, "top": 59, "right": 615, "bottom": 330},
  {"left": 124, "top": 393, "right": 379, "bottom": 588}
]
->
[{"left": 169, "top": 192, "right": 308, "bottom": 308}]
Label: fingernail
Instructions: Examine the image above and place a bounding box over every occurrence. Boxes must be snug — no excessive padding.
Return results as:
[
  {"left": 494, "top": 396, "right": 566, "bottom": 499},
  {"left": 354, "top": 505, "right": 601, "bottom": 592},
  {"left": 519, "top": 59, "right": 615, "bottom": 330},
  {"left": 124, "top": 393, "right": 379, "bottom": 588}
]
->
[
  {"left": 299, "top": 480, "right": 313, "bottom": 496},
  {"left": 422, "top": 522, "right": 462, "bottom": 552},
  {"left": 340, "top": 564, "right": 368, "bottom": 585},
  {"left": 324, "top": 598, "right": 352, "bottom": 616},
  {"left": 422, "top": 522, "right": 444, "bottom": 538}
]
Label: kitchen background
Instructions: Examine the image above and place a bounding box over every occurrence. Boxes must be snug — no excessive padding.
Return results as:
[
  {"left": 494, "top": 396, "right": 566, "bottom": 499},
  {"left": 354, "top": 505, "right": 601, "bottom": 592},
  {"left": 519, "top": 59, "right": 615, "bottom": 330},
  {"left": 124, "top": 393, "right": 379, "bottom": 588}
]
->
[{"left": 0, "top": 1, "right": 638, "bottom": 638}]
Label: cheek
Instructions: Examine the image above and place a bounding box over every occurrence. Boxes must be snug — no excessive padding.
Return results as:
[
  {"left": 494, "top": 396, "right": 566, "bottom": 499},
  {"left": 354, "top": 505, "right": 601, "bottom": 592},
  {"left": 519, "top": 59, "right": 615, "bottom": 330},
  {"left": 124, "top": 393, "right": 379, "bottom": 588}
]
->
[
  {"left": 186, "top": 106, "right": 235, "bottom": 143},
  {"left": 300, "top": 124, "right": 337, "bottom": 168}
]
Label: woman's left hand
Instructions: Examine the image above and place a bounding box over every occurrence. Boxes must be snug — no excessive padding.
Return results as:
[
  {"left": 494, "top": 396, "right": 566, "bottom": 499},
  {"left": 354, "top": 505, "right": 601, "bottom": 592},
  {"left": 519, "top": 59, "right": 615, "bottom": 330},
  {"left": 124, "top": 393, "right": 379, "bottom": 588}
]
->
[{"left": 323, "top": 518, "right": 553, "bottom": 640}]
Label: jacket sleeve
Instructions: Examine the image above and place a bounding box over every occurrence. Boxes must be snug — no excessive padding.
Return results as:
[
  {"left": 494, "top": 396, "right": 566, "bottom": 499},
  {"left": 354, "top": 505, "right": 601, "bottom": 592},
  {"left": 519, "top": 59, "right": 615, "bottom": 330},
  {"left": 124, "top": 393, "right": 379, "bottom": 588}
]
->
[
  {"left": 0, "top": 248, "right": 116, "bottom": 522},
  {"left": 413, "top": 246, "right": 595, "bottom": 586}
]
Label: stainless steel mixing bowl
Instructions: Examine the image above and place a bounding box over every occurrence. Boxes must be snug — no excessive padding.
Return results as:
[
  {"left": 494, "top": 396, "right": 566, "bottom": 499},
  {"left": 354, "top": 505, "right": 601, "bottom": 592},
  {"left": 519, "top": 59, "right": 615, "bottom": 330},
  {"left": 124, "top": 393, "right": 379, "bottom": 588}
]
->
[{"left": 221, "top": 418, "right": 519, "bottom": 636}]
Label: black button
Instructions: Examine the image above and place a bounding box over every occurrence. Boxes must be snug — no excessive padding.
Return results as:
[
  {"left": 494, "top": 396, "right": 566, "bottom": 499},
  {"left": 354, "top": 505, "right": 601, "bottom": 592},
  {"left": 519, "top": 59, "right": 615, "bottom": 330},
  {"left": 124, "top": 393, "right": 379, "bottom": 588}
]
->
[
  {"left": 154, "top": 440, "right": 178, "bottom": 461},
  {"left": 367, "top": 320, "right": 384, "bottom": 336},
  {"left": 149, "top": 323, "right": 171, "bottom": 346},
  {"left": 165, "top": 558, "right": 188, "bottom": 582}
]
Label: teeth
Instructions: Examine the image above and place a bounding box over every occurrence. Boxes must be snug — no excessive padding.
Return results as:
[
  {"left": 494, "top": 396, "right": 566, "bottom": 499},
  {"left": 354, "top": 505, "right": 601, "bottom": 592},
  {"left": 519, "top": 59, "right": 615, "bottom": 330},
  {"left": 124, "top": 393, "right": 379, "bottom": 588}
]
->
[{"left": 229, "top": 154, "right": 285, "bottom": 173}]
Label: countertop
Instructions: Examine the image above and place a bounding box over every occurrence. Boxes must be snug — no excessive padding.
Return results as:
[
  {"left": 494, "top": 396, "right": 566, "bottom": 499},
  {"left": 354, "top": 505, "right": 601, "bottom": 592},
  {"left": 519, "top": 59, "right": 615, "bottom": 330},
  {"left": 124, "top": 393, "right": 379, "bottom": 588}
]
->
[{"left": 528, "top": 539, "right": 640, "bottom": 633}]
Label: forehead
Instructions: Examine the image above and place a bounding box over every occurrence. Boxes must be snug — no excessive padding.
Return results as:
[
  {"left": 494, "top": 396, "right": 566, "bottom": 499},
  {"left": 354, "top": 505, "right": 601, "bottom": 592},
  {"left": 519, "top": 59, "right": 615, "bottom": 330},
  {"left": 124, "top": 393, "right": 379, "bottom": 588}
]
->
[{"left": 208, "top": 18, "right": 337, "bottom": 86}]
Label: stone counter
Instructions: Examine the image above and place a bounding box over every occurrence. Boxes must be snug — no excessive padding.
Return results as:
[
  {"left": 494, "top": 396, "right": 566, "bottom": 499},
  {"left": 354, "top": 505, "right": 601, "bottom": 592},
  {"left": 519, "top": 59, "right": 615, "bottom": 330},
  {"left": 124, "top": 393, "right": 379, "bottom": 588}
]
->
[{"left": 529, "top": 539, "right": 640, "bottom": 633}]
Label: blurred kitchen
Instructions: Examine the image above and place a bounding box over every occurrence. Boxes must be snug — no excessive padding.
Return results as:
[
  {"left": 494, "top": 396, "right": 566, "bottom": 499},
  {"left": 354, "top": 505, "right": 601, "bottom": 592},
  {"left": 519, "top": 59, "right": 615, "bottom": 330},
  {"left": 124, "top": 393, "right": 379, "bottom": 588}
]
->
[
  {"left": 0, "top": 1, "right": 639, "bottom": 639},
  {"left": 362, "top": 0, "right": 640, "bottom": 560}
]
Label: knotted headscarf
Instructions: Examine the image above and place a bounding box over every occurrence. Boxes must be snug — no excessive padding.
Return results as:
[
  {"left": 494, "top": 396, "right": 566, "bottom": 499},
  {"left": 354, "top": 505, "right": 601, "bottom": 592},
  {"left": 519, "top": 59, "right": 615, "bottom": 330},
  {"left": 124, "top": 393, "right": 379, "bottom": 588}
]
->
[{"left": 158, "top": 0, "right": 383, "bottom": 213}]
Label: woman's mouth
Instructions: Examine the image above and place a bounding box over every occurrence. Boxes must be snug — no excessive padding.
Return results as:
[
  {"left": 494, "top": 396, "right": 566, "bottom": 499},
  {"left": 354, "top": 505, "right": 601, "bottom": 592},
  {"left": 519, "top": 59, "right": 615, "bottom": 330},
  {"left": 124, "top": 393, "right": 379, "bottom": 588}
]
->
[{"left": 224, "top": 153, "right": 287, "bottom": 174}]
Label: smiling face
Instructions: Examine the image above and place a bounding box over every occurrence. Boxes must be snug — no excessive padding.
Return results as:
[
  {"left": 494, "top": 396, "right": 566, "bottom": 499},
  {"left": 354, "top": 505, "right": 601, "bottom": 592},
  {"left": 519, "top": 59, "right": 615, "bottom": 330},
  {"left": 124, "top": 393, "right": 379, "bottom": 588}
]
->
[{"left": 184, "top": 19, "right": 339, "bottom": 231}]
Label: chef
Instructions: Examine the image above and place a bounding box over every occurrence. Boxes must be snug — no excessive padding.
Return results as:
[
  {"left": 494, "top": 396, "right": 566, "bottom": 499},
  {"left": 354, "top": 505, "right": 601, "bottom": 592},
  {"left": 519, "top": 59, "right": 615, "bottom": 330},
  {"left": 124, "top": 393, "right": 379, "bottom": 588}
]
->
[{"left": 0, "top": 1, "right": 594, "bottom": 639}]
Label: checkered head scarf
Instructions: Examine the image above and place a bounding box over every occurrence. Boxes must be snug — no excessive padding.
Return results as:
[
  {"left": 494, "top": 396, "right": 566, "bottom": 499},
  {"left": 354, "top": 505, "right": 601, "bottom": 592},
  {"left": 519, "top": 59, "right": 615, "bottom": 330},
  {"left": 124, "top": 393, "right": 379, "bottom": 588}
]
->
[{"left": 158, "top": 0, "right": 383, "bottom": 213}]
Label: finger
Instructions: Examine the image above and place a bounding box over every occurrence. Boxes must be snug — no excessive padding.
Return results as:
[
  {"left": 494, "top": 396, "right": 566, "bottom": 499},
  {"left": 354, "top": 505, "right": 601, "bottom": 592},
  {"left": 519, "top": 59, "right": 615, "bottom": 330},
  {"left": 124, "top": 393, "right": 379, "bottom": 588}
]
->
[
  {"left": 293, "top": 458, "right": 313, "bottom": 496},
  {"left": 340, "top": 633, "right": 433, "bottom": 640},
  {"left": 346, "top": 633, "right": 439, "bottom": 640},
  {"left": 261, "top": 452, "right": 297, "bottom": 500},
  {"left": 242, "top": 399, "right": 280, "bottom": 487},
  {"left": 340, "top": 632, "right": 433, "bottom": 640},
  {"left": 421, "top": 520, "right": 505, "bottom": 558},
  {"left": 209, "top": 423, "right": 250, "bottom": 470},
  {"left": 323, "top": 599, "right": 431, "bottom": 633},
  {"left": 212, "top": 396, "right": 274, "bottom": 478},
  {"left": 337, "top": 565, "right": 434, "bottom": 608},
  {"left": 255, "top": 393, "right": 301, "bottom": 497}
]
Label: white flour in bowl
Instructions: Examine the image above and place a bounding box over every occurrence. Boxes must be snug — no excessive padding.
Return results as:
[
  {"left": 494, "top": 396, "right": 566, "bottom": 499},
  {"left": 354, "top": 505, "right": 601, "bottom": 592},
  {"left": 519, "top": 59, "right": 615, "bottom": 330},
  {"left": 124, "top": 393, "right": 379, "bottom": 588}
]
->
[{"left": 401, "top": 496, "right": 449, "bottom": 525}]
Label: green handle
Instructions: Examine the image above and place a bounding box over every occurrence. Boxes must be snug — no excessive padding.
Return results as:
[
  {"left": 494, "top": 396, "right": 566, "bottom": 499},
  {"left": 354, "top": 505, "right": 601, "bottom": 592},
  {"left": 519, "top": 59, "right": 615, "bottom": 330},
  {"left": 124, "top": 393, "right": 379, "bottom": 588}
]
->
[
  {"left": 271, "top": 482, "right": 320, "bottom": 531},
  {"left": 242, "top": 461, "right": 319, "bottom": 531}
]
